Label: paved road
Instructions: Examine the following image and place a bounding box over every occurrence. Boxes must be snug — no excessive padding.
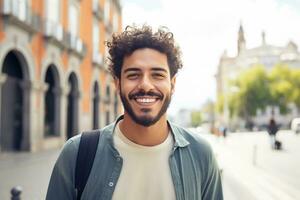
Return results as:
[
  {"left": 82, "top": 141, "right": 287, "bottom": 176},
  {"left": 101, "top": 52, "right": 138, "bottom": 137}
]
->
[
  {"left": 0, "top": 130, "right": 299, "bottom": 199},
  {"left": 0, "top": 149, "right": 60, "bottom": 200},
  {"left": 203, "top": 130, "right": 300, "bottom": 200}
]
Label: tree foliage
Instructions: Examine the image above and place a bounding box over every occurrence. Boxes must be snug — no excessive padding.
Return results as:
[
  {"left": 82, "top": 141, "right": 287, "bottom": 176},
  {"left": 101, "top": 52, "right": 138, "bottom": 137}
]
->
[
  {"left": 228, "top": 65, "right": 271, "bottom": 118},
  {"left": 221, "top": 64, "right": 300, "bottom": 119},
  {"left": 290, "top": 69, "right": 300, "bottom": 108},
  {"left": 216, "top": 94, "right": 224, "bottom": 114},
  {"left": 191, "top": 111, "right": 202, "bottom": 127},
  {"left": 268, "top": 64, "right": 294, "bottom": 113}
]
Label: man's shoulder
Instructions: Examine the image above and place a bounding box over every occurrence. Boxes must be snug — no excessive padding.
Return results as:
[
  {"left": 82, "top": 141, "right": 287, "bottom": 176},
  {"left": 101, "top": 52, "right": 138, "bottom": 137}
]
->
[
  {"left": 64, "top": 123, "right": 115, "bottom": 152},
  {"left": 171, "top": 123, "right": 213, "bottom": 155}
]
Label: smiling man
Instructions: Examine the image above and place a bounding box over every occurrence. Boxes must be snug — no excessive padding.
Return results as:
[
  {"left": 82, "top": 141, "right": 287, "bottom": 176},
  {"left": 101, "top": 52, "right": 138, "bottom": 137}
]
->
[{"left": 46, "top": 25, "right": 223, "bottom": 200}]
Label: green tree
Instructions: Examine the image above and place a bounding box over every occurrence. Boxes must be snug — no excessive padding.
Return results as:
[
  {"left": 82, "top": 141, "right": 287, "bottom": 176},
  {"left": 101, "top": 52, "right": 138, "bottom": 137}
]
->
[
  {"left": 290, "top": 68, "right": 300, "bottom": 109},
  {"left": 216, "top": 94, "right": 224, "bottom": 114},
  {"left": 228, "top": 65, "right": 271, "bottom": 119},
  {"left": 191, "top": 111, "right": 202, "bottom": 127},
  {"left": 268, "top": 64, "right": 294, "bottom": 114},
  {"left": 219, "top": 63, "right": 300, "bottom": 127}
]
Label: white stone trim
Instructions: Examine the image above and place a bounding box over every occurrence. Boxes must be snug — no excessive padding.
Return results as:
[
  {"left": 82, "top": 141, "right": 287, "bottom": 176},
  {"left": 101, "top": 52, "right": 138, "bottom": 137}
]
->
[
  {"left": 39, "top": 45, "right": 66, "bottom": 141},
  {"left": 41, "top": 46, "right": 65, "bottom": 88},
  {"left": 0, "top": 31, "right": 36, "bottom": 80},
  {"left": 89, "top": 67, "right": 101, "bottom": 128},
  {"left": 0, "top": 30, "right": 36, "bottom": 151},
  {"left": 65, "top": 55, "right": 84, "bottom": 132}
]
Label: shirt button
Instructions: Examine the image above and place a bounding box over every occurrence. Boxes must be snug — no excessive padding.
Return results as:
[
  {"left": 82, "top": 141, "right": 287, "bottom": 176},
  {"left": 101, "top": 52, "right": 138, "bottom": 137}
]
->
[
  {"left": 116, "top": 157, "right": 120, "bottom": 161},
  {"left": 108, "top": 182, "right": 114, "bottom": 187}
]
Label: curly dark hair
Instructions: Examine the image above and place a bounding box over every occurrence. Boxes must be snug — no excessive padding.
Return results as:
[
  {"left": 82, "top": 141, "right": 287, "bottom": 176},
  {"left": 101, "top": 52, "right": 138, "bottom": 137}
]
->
[{"left": 106, "top": 25, "right": 183, "bottom": 79}]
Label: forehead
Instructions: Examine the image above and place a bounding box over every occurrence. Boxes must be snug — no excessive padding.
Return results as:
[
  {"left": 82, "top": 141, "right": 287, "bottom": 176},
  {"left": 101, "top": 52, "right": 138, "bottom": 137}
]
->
[{"left": 122, "top": 48, "right": 169, "bottom": 73}]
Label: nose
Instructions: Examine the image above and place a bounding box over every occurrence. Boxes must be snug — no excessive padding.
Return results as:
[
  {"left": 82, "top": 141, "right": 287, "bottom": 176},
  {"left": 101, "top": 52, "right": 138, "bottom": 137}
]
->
[{"left": 138, "top": 75, "right": 154, "bottom": 91}]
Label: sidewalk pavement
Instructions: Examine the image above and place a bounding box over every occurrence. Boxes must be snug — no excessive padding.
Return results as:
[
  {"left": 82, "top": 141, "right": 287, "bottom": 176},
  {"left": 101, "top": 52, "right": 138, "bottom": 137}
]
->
[
  {"left": 202, "top": 130, "right": 300, "bottom": 200},
  {"left": 0, "top": 149, "right": 60, "bottom": 200}
]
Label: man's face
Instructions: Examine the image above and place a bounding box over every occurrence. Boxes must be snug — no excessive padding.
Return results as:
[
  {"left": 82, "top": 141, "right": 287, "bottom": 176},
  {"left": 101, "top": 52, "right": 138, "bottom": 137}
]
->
[{"left": 115, "top": 48, "right": 176, "bottom": 127}]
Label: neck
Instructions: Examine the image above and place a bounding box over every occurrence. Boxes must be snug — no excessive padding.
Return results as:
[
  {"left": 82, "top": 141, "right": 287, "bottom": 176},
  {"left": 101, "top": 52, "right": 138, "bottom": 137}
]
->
[{"left": 119, "top": 114, "right": 169, "bottom": 146}]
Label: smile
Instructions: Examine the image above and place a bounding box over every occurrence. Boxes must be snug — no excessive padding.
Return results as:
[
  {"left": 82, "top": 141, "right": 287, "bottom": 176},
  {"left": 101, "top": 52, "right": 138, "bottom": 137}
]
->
[
  {"left": 134, "top": 96, "right": 160, "bottom": 105},
  {"left": 136, "top": 98, "right": 156, "bottom": 103}
]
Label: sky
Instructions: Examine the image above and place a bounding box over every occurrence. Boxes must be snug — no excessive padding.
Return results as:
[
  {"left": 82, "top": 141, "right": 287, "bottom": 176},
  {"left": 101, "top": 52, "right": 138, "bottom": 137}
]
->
[{"left": 120, "top": 0, "right": 300, "bottom": 115}]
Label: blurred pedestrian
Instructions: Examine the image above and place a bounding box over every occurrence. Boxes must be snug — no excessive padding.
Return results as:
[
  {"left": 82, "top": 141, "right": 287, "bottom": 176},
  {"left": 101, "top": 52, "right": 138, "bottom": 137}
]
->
[
  {"left": 223, "top": 126, "right": 227, "bottom": 138},
  {"left": 267, "top": 118, "right": 279, "bottom": 149},
  {"left": 46, "top": 25, "right": 223, "bottom": 200}
]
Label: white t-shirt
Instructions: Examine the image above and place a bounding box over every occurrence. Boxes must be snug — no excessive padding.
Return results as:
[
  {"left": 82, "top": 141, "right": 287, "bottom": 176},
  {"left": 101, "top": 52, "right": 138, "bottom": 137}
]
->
[{"left": 112, "top": 122, "right": 176, "bottom": 200}]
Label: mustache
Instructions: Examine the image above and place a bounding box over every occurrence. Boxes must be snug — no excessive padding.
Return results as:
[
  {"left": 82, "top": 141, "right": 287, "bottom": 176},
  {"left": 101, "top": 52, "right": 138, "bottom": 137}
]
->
[{"left": 128, "top": 90, "right": 163, "bottom": 100}]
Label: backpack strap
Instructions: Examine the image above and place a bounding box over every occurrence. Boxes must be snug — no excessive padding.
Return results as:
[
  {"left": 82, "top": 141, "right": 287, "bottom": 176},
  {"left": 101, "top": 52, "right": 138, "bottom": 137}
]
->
[{"left": 75, "top": 130, "right": 101, "bottom": 200}]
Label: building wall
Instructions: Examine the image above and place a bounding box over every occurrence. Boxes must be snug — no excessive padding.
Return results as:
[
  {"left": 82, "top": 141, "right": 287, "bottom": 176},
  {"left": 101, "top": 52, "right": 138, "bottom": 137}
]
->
[
  {"left": 216, "top": 25, "right": 300, "bottom": 129},
  {"left": 0, "top": 0, "right": 122, "bottom": 152}
]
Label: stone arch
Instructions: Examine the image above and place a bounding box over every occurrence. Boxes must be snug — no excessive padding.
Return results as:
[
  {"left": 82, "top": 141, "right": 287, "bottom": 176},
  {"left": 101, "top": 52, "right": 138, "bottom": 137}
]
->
[
  {"left": 40, "top": 48, "right": 66, "bottom": 144},
  {"left": 66, "top": 57, "right": 83, "bottom": 95},
  {"left": 65, "top": 55, "right": 83, "bottom": 136},
  {"left": 44, "top": 64, "right": 61, "bottom": 137},
  {"left": 66, "top": 72, "right": 80, "bottom": 139},
  {"left": 90, "top": 68, "right": 101, "bottom": 129},
  {"left": 114, "top": 90, "right": 119, "bottom": 119},
  {"left": 92, "top": 81, "right": 101, "bottom": 129},
  {"left": 0, "top": 50, "right": 31, "bottom": 151},
  {"left": 104, "top": 77, "right": 113, "bottom": 125},
  {"left": 41, "top": 49, "right": 65, "bottom": 89},
  {"left": 0, "top": 37, "right": 35, "bottom": 81}
]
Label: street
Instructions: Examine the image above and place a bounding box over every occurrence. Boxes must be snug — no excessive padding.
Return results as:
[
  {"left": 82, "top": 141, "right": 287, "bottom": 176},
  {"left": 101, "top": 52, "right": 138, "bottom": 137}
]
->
[
  {"left": 205, "top": 130, "right": 300, "bottom": 200},
  {"left": 0, "top": 130, "right": 299, "bottom": 199},
  {"left": 0, "top": 149, "right": 59, "bottom": 200}
]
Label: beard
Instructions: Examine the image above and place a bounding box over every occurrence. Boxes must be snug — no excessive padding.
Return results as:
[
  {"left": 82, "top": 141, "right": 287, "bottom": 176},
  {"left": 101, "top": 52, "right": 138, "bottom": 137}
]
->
[{"left": 120, "top": 88, "right": 171, "bottom": 127}]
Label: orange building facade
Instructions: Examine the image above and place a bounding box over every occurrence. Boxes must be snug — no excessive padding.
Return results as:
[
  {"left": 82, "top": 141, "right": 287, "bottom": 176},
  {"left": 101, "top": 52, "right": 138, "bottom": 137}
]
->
[{"left": 0, "top": 0, "right": 122, "bottom": 152}]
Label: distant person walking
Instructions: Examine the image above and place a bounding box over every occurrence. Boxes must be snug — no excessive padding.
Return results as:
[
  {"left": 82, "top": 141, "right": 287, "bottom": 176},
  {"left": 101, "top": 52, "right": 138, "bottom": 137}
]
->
[
  {"left": 267, "top": 118, "right": 279, "bottom": 149},
  {"left": 222, "top": 126, "right": 227, "bottom": 138}
]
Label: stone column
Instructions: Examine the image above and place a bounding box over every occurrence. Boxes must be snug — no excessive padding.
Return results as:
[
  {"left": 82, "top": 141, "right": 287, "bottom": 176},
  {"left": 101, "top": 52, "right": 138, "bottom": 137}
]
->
[
  {"left": 71, "top": 90, "right": 80, "bottom": 136},
  {"left": 30, "top": 80, "right": 48, "bottom": 151},
  {"left": 60, "top": 85, "right": 69, "bottom": 142},
  {"left": 76, "top": 89, "right": 84, "bottom": 133},
  {"left": 19, "top": 80, "right": 32, "bottom": 151},
  {"left": 52, "top": 87, "right": 62, "bottom": 136},
  {"left": 0, "top": 74, "right": 7, "bottom": 151},
  {"left": 93, "top": 93, "right": 100, "bottom": 129}
]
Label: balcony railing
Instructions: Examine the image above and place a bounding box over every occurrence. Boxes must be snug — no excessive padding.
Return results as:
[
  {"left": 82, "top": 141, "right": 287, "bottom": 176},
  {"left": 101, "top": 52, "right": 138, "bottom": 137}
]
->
[
  {"left": 2, "top": 0, "right": 28, "bottom": 21},
  {"left": 44, "top": 19, "right": 63, "bottom": 41},
  {"left": 111, "top": 0, "right": 121, "bottom": 12},
  {"left": 105, "top": 19, "right": 113, "bottom": 34},
  {"left": 92, "top": 51, "right": 103, "bottom": 67},
  {"left": 104, "top": 95, "right": 111, "bottom": 104},
  {"left": 1, "top": 0, "right": 41, "bottom": 33},
  {"left": 92, "top": 1, "right": 104, "bottom": 20},
  {"left": 65, "top": 32, "right": 87, "bottom": 58}
]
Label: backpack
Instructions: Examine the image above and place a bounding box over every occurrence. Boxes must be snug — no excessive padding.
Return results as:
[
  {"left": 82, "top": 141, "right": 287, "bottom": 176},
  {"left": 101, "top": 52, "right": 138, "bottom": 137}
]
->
[{"left": 75, "top": 130, "right": 101, "bottom": 200}]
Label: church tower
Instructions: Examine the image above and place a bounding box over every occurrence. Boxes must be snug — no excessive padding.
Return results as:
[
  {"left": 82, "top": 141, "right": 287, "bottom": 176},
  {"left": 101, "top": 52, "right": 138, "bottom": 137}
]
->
[
  {"left": 238, "top": 23, "right": 246, "bottom": 54},
  {"left": 261, "top": 31, "right": 266, "bottom": 45}
]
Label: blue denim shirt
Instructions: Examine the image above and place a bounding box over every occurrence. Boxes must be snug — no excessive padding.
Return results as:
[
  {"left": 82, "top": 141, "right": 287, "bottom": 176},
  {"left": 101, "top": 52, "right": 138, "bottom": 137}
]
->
[{"left": 46, "top": 116, "right": 223, "bottom": 200}]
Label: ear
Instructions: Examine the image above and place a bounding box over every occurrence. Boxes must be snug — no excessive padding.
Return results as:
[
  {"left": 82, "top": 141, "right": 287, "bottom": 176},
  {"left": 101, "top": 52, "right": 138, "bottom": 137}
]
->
[
  {"left": 114, "top": 78, "right": 120, "bottom": 94},
  {"left": 171, "top": 76, "right": 176, "bottom": 94}
]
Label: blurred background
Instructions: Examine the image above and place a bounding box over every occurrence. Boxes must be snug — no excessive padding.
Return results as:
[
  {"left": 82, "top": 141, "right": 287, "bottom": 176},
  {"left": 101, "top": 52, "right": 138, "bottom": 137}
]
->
[{"left": 0, "top": 0, "right": 299, "bottom": 199}]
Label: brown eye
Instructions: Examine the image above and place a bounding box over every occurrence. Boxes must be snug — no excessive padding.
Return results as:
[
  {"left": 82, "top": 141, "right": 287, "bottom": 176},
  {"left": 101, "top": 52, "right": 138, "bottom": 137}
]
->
[
  {"left": 153, "top": 73, "right": 165, "bottom": 79},
  {"left": 127, "top": 73, "right": 139, "bottom": 80}
]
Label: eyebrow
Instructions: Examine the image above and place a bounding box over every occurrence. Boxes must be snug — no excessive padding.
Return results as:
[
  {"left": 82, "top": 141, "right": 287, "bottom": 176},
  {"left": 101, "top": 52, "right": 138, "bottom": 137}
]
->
[
  {"left": 123, "top": 67, "right": 168, "bottom": 73},
  {"left": 151, "top": 67, "right": 168, "bottom": 73},
  {"left": 124, "top": 68, "right": 140, "bottom": 73}
]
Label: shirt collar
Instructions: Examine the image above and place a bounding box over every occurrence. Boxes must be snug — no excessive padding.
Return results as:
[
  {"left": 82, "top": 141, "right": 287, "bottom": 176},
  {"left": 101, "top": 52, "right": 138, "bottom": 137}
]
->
[{"left": 111, "top": 115, "right": 189, "bottom": 148}]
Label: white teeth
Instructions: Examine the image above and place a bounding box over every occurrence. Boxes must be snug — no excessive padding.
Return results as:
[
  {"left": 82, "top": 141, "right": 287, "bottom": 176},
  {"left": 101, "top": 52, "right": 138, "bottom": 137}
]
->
[{"left": 136, "top": 98, "right": 156, "bottom": 103}]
